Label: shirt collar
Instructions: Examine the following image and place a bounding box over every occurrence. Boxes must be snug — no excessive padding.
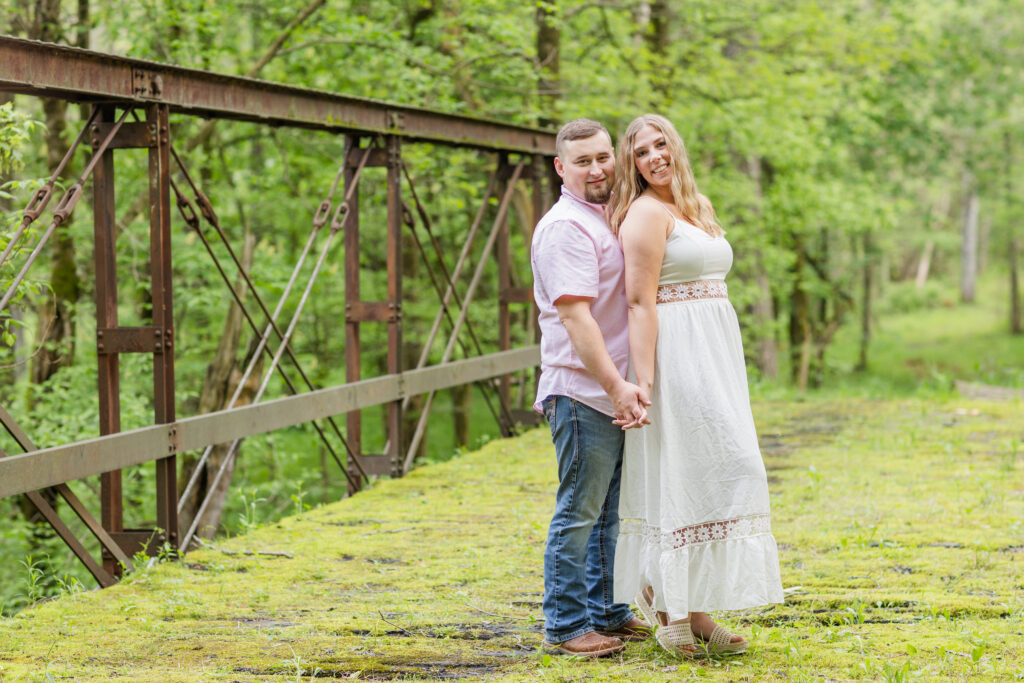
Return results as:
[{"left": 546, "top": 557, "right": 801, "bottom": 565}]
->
[{"left": 561, "top": 185, "right": 606, "bottom": 216}]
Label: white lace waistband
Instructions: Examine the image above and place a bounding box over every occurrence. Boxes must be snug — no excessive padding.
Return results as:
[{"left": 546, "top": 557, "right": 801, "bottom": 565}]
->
[
  {"left": 656, "top": 280, "right": 728, "bottom": 303},
  {"left": 620, "top": 514, "right": 772, "bottom": 550}
]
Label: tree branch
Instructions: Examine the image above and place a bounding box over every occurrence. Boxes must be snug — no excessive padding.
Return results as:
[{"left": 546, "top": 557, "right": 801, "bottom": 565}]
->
[{"left": 117, "top": 0, "right": 327, "bottom": 232}]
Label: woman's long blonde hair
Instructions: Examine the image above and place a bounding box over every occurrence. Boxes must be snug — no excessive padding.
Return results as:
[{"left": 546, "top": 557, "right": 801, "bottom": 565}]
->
[{"left": 608, "top": 114, "right": 722, "bottom": 238}]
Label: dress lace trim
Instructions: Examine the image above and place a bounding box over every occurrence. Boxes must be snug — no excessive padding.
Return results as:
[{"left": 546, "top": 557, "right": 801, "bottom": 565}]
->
[
  {"left": 620, "top": 514, "right": 772, "bottom": 550},
  {"left": 657, "top": 279, "right": 728, "bottom": 304}
]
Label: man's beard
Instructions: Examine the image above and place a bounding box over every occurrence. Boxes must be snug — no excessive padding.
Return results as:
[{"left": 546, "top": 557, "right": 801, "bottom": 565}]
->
[{"left": 584, "top": 180, "right": 611, "bottom": 204}]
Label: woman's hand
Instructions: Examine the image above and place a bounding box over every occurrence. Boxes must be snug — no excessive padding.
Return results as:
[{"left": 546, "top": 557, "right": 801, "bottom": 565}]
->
[{"left": 610, "top": 380, "right": 652, "bottom": 429}]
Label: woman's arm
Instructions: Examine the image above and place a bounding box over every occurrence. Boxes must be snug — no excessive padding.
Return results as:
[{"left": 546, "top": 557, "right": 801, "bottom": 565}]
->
[{"left": 619, "top": 199, "right": 671, "bottom": 395}]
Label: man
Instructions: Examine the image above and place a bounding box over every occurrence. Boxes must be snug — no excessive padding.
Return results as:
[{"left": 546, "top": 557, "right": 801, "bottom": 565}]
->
[{"left": 532, "top": 119, "right": 652, "bottom": 657}]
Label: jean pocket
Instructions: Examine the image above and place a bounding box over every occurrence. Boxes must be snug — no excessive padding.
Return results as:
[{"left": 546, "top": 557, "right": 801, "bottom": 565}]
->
[{"left": 542, "top": 396, "right": 556, "bottom": 423}]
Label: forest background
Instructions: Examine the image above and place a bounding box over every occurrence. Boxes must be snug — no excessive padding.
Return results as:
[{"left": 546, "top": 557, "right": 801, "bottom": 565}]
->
[{"left": 0, "top": 0, "right": 1022, "bottom": 614}]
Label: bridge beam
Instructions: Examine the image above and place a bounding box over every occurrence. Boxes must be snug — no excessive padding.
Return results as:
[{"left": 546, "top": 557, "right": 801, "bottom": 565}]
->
[
  {"left": 0, "top": 36, "right": 555, "bottom": 155},
  {"left": 0, "top": 346, "right": 541, "bottom": 500}
]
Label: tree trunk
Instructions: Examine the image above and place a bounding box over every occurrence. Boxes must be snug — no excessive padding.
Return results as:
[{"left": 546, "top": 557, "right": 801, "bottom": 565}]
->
[
  {"left": 401, "top": 339, "right": 427, "bottom": 464},
  {"left": 28, "top": 0, "right": 79, "bottom": 390},
  {"left": 399, "top": 204, "right": 427, "bottom": 465},
  {"left": 745, "top": 155, "right": 777, "bottom": 379},
  {"left": 961, "top": 168, "right": 979, "bottom": 303},
  {"left": 751, "top": 265, "right": 778, "bottom": 379},
  {"left": 856, "top": 233, "right": 873, "bottom": 372},
  {"left": 451, "top": 383, "right": 471, "bottom": 448},
  {"left": 76, "top": 0, "right": 89, "bottom": 47},
  {"left": 17, "top": 0, "right": 75, "bottom": 588},
  {"left": 978, "top": 214, "right": 991, "bottom": 276},
  {"left": 191, "top": 361, "right": 261, "bottom": 539},
  {"left": 644, "top": 0, "right": 672, "bottom": 108},
  {"left": 319, "top": 444, "right": 330, "bottom": 503},
  {"left": 789, "top": 237, "right": 811, "bottom": 390},
  {"left": 536, "top": 0, "right": 560, "bottom": 127},
  {"left": 632, "top": 0, "right": 651, "bottom": 47},
  {"left": 914, "top": 240, "right": 934, "bottom": 288},
  {"left": 177, "top": 231, "right": 256, "bottom": 537},
  {"left": 0, "top": 85, "right": 15, "bottom": 395},
  {"left": 1011, "top": 235, "right": 1021, "bottom": 335},
  {"left": 75, "top": 0, "right": 90, "bottom": 123},
  {"left": 1007, "top": 132, "right": 1021, "bottom": 335}
]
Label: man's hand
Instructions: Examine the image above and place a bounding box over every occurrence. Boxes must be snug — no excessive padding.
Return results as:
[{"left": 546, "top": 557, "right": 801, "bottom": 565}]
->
[{"left": 609, "top": 380, "right": 651, "bottom": 430}]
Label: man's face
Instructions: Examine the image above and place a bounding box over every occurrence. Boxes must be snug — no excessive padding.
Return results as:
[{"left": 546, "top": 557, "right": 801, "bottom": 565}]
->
[{"left": 554, "top": 133, "right": 615, "bottom": 204}]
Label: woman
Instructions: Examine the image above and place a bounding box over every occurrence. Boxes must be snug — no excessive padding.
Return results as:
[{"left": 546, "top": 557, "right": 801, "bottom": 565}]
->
[{"left": 608, "top": 114, "right": 783, "bottom": 657}]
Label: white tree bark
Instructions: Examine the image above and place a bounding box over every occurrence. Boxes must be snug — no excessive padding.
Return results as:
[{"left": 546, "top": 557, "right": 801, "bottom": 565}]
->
[{"left": 961, "top": 170, "right": 980, "bottom": 303}]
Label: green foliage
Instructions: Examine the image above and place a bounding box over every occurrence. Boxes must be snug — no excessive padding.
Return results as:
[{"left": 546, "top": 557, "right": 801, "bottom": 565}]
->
[
  {"left": 879, "top": 281, "right": 949, "bottom": 314},
  {"left": 0, "top": 103, "right": 42, "bottom": 177},
  {"left": 0, "top": 104, "right": 46, "bottom": 345}
]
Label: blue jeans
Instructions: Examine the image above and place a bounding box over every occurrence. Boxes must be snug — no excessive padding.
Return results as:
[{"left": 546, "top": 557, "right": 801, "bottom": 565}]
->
[{"left": 541, "top": 395, "right": 634, "bottom": 643}]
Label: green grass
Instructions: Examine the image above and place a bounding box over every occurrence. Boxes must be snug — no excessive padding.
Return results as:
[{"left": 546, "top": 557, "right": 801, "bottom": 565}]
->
[
  {"left": 0, "top": 394, "right": 1021, "bottom": 681},
  {"left": 761, "top": 272, "right": 1024, "bottom": 397},
  {"left": 0, "top": 381, "right": 511, "bottom": 616}
]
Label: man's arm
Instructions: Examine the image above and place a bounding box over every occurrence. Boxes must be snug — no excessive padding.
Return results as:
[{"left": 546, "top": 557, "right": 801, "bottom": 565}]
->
[{"left": 554, "top": 296, "right": 650, "bottom": 428}]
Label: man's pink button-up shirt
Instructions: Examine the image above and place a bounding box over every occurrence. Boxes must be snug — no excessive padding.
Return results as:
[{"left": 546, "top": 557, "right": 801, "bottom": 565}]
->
[{"left": 531, "top": 186, "right": 629, "bottom": 418}]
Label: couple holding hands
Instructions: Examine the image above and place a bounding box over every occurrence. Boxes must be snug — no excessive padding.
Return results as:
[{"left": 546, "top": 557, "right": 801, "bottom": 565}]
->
[{"left": 532, "top": 116, "right": 783, "bottom": 659}]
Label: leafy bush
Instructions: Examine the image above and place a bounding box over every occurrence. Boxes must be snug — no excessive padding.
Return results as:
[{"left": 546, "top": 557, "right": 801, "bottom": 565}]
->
[{"left": 879, "top": 281, "right": 950, "bottom": 314}]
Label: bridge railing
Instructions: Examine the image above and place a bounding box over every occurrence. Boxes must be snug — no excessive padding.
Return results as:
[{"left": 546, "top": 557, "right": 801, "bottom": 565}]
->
[{"left": 0, "top": 36, "right": 555, "bottom": 587}]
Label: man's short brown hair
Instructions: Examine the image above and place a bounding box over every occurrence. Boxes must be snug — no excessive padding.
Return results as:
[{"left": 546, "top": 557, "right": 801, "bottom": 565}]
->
[{"left": 555, "top": 119, "right": 611, "bottom": 159}]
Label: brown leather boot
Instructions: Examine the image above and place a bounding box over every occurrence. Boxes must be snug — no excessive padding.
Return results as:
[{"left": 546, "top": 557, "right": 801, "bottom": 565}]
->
[
  {"left": 597, "top": 616, "right": 653, "bottom": 642},
  {"left": 542, "top": 631, "right": 625, "bottom": 657}
]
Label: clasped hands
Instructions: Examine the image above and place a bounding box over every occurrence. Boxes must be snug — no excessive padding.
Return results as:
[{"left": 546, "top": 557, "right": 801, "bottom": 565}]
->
[{"left": 610, "top": 380, "right": 652, "bottom": 430}]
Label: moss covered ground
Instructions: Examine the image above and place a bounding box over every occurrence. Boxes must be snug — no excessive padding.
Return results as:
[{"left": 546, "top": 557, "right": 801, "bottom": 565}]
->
[{"left": 1, "top": 394, "right": 1022, "bottom": 681}]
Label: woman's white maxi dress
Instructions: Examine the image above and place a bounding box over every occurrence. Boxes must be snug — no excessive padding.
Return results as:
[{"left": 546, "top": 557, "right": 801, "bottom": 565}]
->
[{"left": 614, "top": 217, "right": 784, "bottom": 616}]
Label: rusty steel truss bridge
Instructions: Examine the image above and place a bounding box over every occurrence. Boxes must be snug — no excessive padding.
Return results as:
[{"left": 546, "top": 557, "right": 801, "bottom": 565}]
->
[{"left": 0, "top": 36, "right": 555, "bottom": 587}]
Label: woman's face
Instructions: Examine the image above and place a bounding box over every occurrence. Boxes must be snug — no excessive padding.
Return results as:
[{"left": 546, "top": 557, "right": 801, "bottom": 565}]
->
[{"left": 632, "top": 125, "right": 671, "bottom": 189}]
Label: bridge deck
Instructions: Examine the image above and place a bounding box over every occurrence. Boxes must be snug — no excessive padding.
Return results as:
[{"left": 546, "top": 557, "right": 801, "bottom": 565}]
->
[{"left": 1, "top": 398, "right": 1021, "bottom": 681}]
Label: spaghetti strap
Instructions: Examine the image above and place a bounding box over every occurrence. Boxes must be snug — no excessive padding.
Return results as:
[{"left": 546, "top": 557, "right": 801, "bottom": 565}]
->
[
  {"left": 634, "top": 195, "right": 679, "bottom": 238},
  {"left": 635, "top": 195, "right": 679, "bottom": 222}
]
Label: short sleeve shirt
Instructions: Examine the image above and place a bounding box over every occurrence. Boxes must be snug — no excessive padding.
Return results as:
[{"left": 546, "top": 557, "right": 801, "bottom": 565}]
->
[{"left": 531, "top": 187, "right": 629, "bottom": 417}]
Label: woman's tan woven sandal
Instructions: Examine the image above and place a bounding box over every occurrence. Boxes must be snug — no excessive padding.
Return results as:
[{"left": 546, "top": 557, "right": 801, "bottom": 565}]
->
[
  {"left": 695, "top": 625, "right": 748, "bottom": 656},
  {"left": 638, "top": 588, "right": 696, "bottom": 658},
  {"left": 634, "top": 589, "right": 657, "bottom": 627},
  {"left": 655, "top": 619, "right": 697, "bottom": 658}
]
